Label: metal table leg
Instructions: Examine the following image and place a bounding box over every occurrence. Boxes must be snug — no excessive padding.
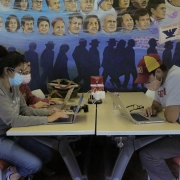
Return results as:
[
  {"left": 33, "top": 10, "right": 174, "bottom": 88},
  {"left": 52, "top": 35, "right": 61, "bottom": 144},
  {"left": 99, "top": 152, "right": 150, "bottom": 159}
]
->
[
  {"left": 57, "top": 136, "right": 88, "bottom": 180},
  {"left": 106, "top": 136, "right": 135, "bottom": 180}
]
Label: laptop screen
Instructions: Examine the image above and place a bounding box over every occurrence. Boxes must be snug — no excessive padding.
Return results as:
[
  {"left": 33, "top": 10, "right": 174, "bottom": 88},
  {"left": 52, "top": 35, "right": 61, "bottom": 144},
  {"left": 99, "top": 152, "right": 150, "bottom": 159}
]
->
[
  {"left": 59, "top": 87, "right": 74, "bottom": 109},
  {"left": 73, "top": 93, "right": 84, "bottom": 121}
]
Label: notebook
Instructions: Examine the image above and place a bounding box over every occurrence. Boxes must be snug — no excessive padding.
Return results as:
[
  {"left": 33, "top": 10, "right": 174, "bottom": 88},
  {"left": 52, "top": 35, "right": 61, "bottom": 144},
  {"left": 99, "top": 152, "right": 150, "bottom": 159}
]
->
[
  {"left": 107, "top": 91, "right": 165, "bottom": 124},
  {"left": 58, "top": 87, "right": 74, "bottom": 109},
  {"left": 49, "top": 93, "right": 84, "bottom": 124}
]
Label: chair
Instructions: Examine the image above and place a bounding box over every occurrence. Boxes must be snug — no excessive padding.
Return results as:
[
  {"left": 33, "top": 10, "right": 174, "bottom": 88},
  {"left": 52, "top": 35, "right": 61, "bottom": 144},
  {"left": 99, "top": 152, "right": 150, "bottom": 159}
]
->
[
  {"left": 173, "top": 157, "right": 180, "bottom": 180},
  {"left": 0, "top": 160, "right": 11, "bottom": 180},
  {"left": 31, "top": 89, "right": 45, "bottom": 99}
]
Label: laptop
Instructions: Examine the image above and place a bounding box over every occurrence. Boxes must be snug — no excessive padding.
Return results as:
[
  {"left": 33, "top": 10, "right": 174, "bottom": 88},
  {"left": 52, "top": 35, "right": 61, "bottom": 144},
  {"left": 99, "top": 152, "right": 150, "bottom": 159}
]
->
[
  {"left": 58, "top": 87, "right": 74, "bottom": 109},
  {"left": 49, "top": 93, "right": 84, "bottom": 124},
  {"left": 107, "top": 91, "right": 165, "bottom": 124}
]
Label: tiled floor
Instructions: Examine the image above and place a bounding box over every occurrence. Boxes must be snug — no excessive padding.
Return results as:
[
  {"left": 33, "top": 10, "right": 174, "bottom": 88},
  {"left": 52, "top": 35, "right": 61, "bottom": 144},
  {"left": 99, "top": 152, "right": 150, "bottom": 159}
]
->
[{"left": 33, "top": 136, "right": 179, "bottom": 180}]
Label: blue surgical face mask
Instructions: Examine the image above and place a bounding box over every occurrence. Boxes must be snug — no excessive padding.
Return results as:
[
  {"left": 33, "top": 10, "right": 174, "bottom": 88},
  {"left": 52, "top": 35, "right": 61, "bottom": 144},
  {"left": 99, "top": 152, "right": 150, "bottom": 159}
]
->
[{"left": 9, "top": 73, "right": 24, "bottom": 86}]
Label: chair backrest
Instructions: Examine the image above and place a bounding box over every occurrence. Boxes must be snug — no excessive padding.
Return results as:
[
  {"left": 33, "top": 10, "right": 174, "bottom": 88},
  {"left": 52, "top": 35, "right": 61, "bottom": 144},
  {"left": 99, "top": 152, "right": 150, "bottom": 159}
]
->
[
  {"left": 145, "top": 90, "right": 155, "bottom": 100},
  {"left": 31, "top": 89, "right": 45, "bottom": 99}
]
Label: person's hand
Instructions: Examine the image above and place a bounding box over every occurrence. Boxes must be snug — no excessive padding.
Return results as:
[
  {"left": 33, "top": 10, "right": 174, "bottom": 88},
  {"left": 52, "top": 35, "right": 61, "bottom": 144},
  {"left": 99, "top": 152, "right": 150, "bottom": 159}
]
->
[
  {"left": 34, "top": 101, "right": 50, "bottom": 108},
  {"left": 48, "top": 111, "right": 69, "bottom": 123},
  {"left": 48, "top": 107, "right": 61, "bottom": 115},
  {"left": 49, "top": 100, "right": 61, "bottom": 105},
  {"left": 143, "top": 107, "right": 157, "bottom": 117}
]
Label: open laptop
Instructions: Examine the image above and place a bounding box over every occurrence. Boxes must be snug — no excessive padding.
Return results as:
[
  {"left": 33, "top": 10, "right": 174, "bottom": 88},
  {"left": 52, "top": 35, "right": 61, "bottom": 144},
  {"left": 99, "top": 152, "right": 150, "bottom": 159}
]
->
[
  {"left": 58, "top": 87, "right": 74, "bottom": 109},
  {"left": 107, "top": 91, "right": 165, "bottom": 124},
  {"left": 49, "top": 93, "right": 84, "bottom": 124}
]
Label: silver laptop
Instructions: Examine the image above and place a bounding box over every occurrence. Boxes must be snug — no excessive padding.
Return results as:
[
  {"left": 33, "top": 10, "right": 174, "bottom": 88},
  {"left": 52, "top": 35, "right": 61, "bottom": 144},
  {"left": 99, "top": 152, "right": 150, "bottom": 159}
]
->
[
  {"left": 58, "top": 87, "right": 74, "bottom": 109},
  {"left": 49, "top": 93, "right": 84, "bottom": 124},
  {"left": 107, "top": 91, "right": 165, "bottom": 124}
]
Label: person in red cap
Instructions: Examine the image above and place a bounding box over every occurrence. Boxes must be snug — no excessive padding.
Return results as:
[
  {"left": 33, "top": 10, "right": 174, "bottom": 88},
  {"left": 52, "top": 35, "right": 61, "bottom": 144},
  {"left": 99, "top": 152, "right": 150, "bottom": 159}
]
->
[
  {"left": 135, "top": 54, "right": 180, "bottom": 180},
  {"left": 51, "top": 17, "right": 65, "bottom": 36}
]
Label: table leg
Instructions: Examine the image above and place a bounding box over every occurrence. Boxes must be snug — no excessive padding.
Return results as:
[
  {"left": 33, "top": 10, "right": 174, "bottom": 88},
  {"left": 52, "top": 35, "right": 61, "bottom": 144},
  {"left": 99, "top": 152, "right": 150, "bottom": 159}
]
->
[
  {"left": 106, "top": 135, "right": 164, "bottom": 180},
  {"left": 33, "top": 136, "right": 88, "bottom": 180},
  {"left": 106, "top": 136, "right": 135, "bottom": 180},
  {"left": 57, "top": 136, "right": 88, "bottom": 180}
]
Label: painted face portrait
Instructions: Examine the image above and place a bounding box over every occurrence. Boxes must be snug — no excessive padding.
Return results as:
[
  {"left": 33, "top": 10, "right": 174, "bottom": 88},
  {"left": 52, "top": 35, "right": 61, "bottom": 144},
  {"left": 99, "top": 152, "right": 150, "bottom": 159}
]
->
[
  {"left": 0, "top": 17, "right": 2, "bottom": 29},
  {"left": 68, "top": 16, "right": 82, "bottom": 34},
  {"left": 20, "top": 0, "right": 28, "bottom": 10},
  {"left": 31, "top": 0, "right": 43, "bottom": 11},
  {"left": 38, "top": 20, "right": 50, "bottom": 34},
  {"left": 168, "top": 0, "right": 180, "bottom": 7},
  {"left": 80, "top": 0, "right": 94, "bottom": 14},
  {"left": 135, "top": 13, "right": 150, "bottom": 30},
  {"left": 64, "top": 0, "right": 77, "bottom": 12},
  {"left": 48, "top": 0, "right": 60, "bottom": 11},
  {"left": 103, "top": 15, "right": 117, "bottom": 33},
  {"left": 118, "top": 0, "right": 129, "bottom": 10},
  {"left": 121, "top": 13, "right": 134, "bottom": 32},
  {"left": 86, "top": 17, "right": 99, "bottom": 34},
  {"left": 5, "top": 15, "right": 20, "bottom": 32},
  {"left": 131, "top": 0, "right": 147, "bottom": 9},
  {"left": 0, "top": 0, "right": 12, "bottom": 9},
  {"left": 8, "top": 18, "right": 18, "bottom": 32},
  {"left": 23, "top": 20, "right": 34, "bottom": 33},
  {"left": 99, "top": 0, "right": 113, "bottom": 11},
  {"left": 151, "top": 3, "right": 166, "bottom": 20},
  {"left": 53, "top": 21, "right": 65, "bottom": 36}
]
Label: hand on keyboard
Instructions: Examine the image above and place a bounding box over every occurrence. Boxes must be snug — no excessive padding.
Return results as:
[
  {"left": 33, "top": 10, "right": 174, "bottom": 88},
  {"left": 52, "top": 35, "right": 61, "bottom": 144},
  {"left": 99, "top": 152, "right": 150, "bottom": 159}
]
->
[
  {"left": 143, "top": 107, "right": 157, "bottom": 117},
  {"left": 48, "top": 111, "right": 69, "bottom": 123}
]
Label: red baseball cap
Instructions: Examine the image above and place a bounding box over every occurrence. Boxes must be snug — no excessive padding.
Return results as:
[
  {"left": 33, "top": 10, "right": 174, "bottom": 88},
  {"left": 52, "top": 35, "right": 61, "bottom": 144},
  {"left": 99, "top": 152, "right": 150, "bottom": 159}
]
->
[
  {"left": 51, "top": 17, "right": 64, "bottom": 26},
  {"left": 135, "top": 54, "right": 163, "bottom": 84}
]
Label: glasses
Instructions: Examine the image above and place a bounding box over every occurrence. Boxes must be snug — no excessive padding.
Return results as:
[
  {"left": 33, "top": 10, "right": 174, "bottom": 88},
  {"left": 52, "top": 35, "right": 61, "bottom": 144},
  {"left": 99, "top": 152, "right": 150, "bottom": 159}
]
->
[
  {"left": 103, "top": 0, "right": 113, "bottom": 2},
  {"left": 84, "top": 0, "right": 94, "bottom": 3},
  {"left": 65, "top": 0, "right": 77, "bottom": 3},
  {"left": 126, "top": 104, "right": 144, "bottom": 112},
  {"left": 8, "top": 67, "right": 23, "bottom": 75},
  {"left": 32, "top": 0, "right": 43, "bottom": 4}
]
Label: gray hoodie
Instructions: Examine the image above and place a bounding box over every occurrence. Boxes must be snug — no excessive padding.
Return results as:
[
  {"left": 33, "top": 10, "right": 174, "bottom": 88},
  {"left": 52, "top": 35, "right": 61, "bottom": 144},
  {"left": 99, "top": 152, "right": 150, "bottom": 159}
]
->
[{"left": 0, "top": 80, "right": 48, "bottom": 135}]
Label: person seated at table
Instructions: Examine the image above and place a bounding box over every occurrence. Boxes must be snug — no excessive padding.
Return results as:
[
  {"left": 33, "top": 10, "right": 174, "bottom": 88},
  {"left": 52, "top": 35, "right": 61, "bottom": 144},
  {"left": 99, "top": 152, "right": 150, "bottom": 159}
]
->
[
  {"left": 20, "top": 61, "right": 59, "bottom": 108},
  {"left": 134, "top": 53, "right": 180, "bottom": 180},
  {"left": 0, "top": 50, "right": 68, "bottom": 180}
]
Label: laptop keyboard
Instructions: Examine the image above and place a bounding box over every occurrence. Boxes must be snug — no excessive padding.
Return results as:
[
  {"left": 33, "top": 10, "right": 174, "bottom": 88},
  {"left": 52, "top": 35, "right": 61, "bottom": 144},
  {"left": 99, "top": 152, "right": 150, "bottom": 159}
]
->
[
  {"left": 54, "top": 114, "right": 74, "bottom": 123},
  {"left": 131, "top": 113, "right": 149, "bottom": 121}
]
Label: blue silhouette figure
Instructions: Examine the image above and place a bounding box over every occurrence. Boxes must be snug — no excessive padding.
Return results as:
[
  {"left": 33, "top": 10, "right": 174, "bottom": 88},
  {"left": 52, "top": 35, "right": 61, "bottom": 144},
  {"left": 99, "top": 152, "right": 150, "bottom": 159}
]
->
[
  {"left": 172, "top": 42, "right": 180, "bottom": 67},
  {"left": 147, "top": 38, "right": 158, "bottom": 54},
  {"left": 40, "top": 41, "right": 55, "bottom": 87},
  {"left": 123, "top": 39, "right": 138, "bottom": 90},
  {"left": 89, "top": 39, "right": 100, "bottom": 76},
  {"left": 101, "top": 38, "right": 117, "bottom": 85},
  {"left": 109, "top": 39, "right": 126, "bottom": 88},
  {"left": 53, "top": 44, "right": 70, "bottom": 80},
  {"left": 73, "top": 38, "right": 90, "bottom": 92},
  {"left": 162, "top": 41, "right": 173, "bottom": 69},
  {"left": 24, "top": 42, "right": 40, "bottom": 90},
  {"left": 8, "top": 46, "right": 16, "bottom": 52}
]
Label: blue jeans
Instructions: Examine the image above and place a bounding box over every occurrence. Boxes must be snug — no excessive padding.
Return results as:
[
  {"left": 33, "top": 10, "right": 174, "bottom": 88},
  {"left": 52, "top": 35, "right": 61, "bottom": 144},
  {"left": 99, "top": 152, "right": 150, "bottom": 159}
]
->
[
  {"left": 0, "top": 136, "right": 52, "bottom": 177},
  {"left": 139, "top": 135, "right": 180, "bottom": 180}
]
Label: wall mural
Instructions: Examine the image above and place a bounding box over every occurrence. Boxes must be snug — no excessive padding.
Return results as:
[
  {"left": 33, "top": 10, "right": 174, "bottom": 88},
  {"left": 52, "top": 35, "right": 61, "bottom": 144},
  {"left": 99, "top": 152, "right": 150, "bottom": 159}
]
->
[{"left": 0, "top": 0, "right": 180, "bottom": 93}]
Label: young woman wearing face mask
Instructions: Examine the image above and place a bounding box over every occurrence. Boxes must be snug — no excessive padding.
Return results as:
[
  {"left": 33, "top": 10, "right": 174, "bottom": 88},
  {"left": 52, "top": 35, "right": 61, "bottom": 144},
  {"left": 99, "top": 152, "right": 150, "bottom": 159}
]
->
[
  {"left": 19, "top": 61, "right": 52, "bottom": 108},
  {"left": 0, "top": 51, "right": 68, "bottom": 180}
]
